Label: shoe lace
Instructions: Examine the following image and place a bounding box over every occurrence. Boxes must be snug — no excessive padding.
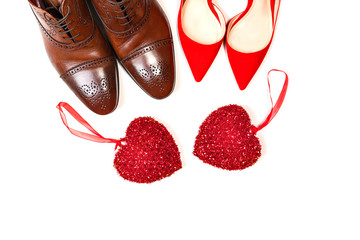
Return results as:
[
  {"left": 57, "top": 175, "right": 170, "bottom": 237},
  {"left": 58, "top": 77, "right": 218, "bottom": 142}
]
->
[
  {"left": 107, "top": 0, "right": 136, "bottom": 25},
  {"left": 44, "top": 5, "right": 81, "bottom": 42}
]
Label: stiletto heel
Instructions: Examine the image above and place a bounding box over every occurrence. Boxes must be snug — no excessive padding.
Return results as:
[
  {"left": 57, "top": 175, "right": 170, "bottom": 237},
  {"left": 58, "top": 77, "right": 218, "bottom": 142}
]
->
[
  {"left": 226, "top": 0, "right": 281, "bottom": 90},
  {"left": 178, "top": 0, "right": 226, "bottom": 82}
]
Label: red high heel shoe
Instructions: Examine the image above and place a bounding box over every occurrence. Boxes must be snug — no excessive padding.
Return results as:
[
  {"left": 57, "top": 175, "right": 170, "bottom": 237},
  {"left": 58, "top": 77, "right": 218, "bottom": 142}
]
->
[
  {"left": 226, "top": 0, "right": 281, "bottom": 90},
  {"left": 178, "top": 0, "right": 226, "bottom": 82}
]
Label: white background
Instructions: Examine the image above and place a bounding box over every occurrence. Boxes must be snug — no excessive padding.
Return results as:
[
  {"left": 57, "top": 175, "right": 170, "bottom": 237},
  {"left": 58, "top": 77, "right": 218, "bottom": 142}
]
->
[{"left": 1, "top": 0, "right": 360, "bottom": 239}]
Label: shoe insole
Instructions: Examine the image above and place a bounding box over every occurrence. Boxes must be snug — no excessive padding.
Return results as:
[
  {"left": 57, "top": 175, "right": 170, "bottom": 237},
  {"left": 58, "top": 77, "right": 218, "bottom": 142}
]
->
[
  {"left": 44, "top": 0, "right": 62, "bottom": 8},
  {"left": 32, "top": 0, "right": 45, "bottom": 8},
  {"left": 228, "top": 0, "right": 279, "bottom": 53},
  {"left": 33, "top": 0, "right": 62, "bottom": 16},
  {"left": 182, "top": 0, "right": 226, "bottom": 45}
]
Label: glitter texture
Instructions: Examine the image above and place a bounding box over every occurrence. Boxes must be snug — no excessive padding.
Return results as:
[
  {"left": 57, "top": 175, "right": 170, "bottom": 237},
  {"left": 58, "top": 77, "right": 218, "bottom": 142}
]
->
[
  {"left": 114, "top": 117, "right": 182, "bottom": 183},
  {"left": 194, "top": 105, "right": 262, "bottom": 170}
]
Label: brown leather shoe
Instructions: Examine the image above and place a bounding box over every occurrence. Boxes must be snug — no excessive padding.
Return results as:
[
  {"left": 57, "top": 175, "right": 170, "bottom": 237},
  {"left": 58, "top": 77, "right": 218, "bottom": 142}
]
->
[
  {"left": 90, "top": 0, "right": 175, "bottom": 99},
  {"left": 29, "top": 0, "right": 119, "bottom": 115}
]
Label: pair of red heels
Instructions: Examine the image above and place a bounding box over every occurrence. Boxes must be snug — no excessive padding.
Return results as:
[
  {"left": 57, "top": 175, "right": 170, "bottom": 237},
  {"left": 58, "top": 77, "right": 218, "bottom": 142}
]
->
[{"left": 178, "top": 0, "right": 281, "bottom": 90}]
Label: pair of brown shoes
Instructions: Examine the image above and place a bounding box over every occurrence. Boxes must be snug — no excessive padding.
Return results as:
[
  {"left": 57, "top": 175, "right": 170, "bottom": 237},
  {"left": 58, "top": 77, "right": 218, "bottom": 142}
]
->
[{"left": 29, "top": 0, "right": 175, "bottom": 115}]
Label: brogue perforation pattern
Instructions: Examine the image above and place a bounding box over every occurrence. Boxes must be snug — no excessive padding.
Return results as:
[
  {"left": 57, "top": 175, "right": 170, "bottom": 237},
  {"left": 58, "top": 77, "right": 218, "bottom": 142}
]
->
[
  {"left": 79, "top": 78, "right": 113, "bottom": 111},
  {"left": 120, "top": 38, "right": 173, "bottom": 64},
  {"left": 32, "top": 8, "right": 96, "bottom": 49},
  {"left": 60, "top": 56, "right": 116, "bottom": 79},
  {"left": 74, "top": 1, "right": 90, "bottom": 25},
  {"left": 137, "top": 61, "right": 170, "bottom": 92}
]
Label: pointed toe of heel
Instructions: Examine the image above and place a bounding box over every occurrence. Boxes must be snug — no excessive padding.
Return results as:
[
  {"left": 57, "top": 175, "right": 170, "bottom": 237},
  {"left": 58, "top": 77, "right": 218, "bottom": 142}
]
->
[
  {"left": 227, "top": 43, "right": 270, "bottom": 90},
  {"left": 178, "top": 22, "right": 223, "bottom": 82},
  {"left": 178, "top": 0, "right": 226, "bottom": 82},
  {"left": 226, "top": 0, "right": 281, "bottom": 90}
]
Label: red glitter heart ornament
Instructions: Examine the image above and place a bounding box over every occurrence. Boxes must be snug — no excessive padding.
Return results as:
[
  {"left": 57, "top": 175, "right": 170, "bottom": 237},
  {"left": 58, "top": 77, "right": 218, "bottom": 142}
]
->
[
  {"left": 57, "top": 103, "right": 181, "bottom": 184},
  {"left": 114, "top": 117, "right": 182, "bottom": 183},
  {"left": 194, "top": 70, "right": 289, "bottom": 170},
  {"left": 194, "top": 105, "right": 261, "bottom": 170}
]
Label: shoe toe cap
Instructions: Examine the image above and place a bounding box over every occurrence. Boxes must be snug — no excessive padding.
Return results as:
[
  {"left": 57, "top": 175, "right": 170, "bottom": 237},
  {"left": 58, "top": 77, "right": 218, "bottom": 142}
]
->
[
  {"left": 121, "top": 41, "right": 175, "bottom": 99},
  {"left": 61, "top": 57, "right": 119, "bottom": 115}
]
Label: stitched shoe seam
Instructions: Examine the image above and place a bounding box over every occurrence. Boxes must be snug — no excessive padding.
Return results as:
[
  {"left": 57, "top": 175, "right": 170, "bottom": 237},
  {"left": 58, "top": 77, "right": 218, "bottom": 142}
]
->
[
  {"left": 120, "top": 38, "right": 173, "bottom": 64},
  {"left": 30, "top": 5, "right": 96, "bottom": 49},
  {"left": 60, "top": 56, "right": 116, "bottom": 79}
]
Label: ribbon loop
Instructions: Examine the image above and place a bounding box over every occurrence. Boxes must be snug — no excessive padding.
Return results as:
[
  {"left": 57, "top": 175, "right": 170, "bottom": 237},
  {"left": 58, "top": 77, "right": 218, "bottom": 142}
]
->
[
  {"left": 254, "top": 69, "right": 289, "bottom": 132},
  {"left": 56, "top": 102, "right": 122, "bottom": 146}
]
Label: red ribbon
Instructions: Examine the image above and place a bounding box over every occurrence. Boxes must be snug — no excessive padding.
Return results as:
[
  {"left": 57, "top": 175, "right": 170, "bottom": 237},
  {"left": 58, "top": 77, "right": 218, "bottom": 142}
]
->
[
  {"left": 56, "top": 102, "right": 123, "bottom": 149},
  {"left": 253, "top": 69, "right": 289, "bottom": 132},
  {"left": 57, "top": 70, "right": 288, "bottom": 146}
]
